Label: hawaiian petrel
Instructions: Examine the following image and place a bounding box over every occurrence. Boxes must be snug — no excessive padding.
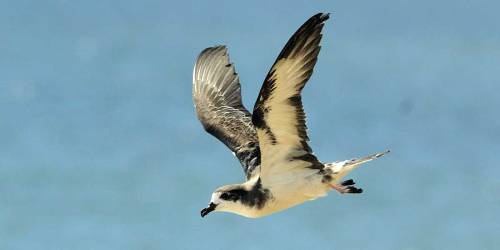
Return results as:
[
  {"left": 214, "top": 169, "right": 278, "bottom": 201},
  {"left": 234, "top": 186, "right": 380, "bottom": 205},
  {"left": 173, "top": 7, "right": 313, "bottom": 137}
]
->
[{"left": 193, "top": 13, "right": 389, "bottom": 218}]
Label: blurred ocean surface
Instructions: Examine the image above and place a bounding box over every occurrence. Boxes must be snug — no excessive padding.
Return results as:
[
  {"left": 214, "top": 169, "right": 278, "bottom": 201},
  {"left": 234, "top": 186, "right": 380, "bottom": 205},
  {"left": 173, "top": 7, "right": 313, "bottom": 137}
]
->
[{"left": 1, "top": 1, "right": 499, "bottom": 249}]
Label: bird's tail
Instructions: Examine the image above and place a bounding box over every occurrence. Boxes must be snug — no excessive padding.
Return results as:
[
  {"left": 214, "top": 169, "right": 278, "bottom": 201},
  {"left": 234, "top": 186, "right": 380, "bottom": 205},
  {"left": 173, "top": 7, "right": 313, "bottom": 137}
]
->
[{"left": 324, "top": 150, "right": 390, "bottom": 181}]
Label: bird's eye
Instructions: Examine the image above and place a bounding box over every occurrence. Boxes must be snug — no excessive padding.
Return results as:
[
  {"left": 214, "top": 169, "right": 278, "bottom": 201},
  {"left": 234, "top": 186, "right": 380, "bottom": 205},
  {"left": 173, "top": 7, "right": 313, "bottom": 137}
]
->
[
  {"left": 220, "top": 192, "right": 239, "bottom": 201},
  {"left": 220, "top": 193, "right": 230, "bottom": 200}
]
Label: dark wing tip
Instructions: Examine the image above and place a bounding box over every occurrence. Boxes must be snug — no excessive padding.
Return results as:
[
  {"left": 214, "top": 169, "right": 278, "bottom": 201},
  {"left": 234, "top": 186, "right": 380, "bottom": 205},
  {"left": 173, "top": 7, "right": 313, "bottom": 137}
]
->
[
  {"left": 275, "top": 13, "right": 329, "bottom": 60},
  {"left": 307, "top": 13, "right": 330, "bottom": 27},
  {"left": 315, "top": 12, "right": 330, "bottom": 22}
]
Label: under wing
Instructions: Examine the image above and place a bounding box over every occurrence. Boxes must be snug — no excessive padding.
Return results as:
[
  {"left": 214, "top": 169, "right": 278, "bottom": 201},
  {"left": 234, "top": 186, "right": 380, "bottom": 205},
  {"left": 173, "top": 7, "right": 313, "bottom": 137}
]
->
[
  {"left": 252, "top": 13, "right": 329, "bottom": 178},
  {"left": 193, "top": 46, "right": 260, "bottom": 178}
]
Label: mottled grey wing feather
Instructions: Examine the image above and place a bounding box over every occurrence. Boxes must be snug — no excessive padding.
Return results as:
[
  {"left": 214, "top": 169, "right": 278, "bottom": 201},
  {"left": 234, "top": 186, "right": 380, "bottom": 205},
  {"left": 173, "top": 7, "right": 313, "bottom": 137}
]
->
[
  {"left": 252, "top": 13, "right": 329, "bottom": 177},
  {"left": 193, "top": 46, "right": 260, "bottom": 178}
]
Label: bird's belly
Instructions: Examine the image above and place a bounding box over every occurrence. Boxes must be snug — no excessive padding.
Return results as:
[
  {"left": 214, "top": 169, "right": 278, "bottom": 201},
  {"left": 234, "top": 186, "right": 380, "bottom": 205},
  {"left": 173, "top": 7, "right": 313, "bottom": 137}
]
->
[{"left": 252, "top": 173, "right": 329, "bottom": 217}]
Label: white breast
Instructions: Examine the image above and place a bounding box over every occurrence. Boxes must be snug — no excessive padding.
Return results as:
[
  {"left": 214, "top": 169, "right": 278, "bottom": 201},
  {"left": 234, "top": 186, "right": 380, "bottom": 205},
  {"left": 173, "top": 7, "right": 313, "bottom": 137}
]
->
[{"left": 251, "top": 169, "right": 329, "bottom": 217}]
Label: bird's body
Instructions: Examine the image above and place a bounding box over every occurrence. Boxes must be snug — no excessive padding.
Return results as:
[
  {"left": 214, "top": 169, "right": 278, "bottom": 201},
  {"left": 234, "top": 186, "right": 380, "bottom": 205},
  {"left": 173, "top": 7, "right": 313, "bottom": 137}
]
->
[
  {"left": 193, "top": 13, "right": 388, "bottom": 218},
  {"left": 223, "top": 174, "right": 325, "bottom": 218}
]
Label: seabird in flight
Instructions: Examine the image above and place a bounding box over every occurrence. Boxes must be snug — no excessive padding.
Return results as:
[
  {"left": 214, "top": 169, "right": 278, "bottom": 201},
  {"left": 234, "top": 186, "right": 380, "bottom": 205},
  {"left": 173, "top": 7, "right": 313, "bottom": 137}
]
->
[{"left": 193, "top": 13, "right": 389, "bottom": 218}]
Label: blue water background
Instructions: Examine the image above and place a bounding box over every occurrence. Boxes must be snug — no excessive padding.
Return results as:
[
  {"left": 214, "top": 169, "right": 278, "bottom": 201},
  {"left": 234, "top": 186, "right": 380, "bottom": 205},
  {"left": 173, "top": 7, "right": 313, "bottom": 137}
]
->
[{"left": 1, "top": 1, "right": 499, "bottom": 249}]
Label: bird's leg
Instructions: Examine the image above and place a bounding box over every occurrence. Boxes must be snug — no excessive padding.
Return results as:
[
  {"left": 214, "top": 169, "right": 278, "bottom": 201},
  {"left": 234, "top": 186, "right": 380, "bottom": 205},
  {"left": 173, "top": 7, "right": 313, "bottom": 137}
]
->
[{"left": 329, "top": 179, "right": 363, "bottom": 194}]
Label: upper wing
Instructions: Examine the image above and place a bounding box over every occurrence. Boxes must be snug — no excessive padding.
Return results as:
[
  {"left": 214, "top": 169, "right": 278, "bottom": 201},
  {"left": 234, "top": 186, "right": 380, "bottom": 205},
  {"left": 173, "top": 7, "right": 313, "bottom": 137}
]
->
[
  {"left": 193, "top": 46, "right": 260, "bottom": 177},
  {"left": 252, "top": 13, "right": 329, "bottom": 177}
]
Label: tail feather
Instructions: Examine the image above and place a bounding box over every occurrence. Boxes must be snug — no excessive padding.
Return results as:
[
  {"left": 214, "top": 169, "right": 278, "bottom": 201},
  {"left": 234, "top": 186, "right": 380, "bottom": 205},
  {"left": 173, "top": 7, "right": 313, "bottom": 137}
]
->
[
  {"left": 346, "top": 150, "right": 390, "bottom": 167},
  {"left": 324, "top": 150, "right": 390, "bottom": 181}
]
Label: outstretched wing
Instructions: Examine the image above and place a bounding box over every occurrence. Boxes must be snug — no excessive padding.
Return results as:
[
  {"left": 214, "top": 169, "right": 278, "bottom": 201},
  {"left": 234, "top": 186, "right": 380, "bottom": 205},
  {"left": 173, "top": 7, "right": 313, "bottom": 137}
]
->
[
  {"left": 193, "top": 46, "right": 260, "bottom": 177},
  {"left": 252, "top": 13, "right": 329, "bottom": 177}
]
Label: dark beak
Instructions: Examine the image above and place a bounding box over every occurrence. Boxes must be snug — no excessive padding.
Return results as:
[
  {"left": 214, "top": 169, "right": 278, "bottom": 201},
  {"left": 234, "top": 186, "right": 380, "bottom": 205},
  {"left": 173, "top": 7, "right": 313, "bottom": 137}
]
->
[{"left": 200, "top": 202, "right": 217, "bottom": 217}]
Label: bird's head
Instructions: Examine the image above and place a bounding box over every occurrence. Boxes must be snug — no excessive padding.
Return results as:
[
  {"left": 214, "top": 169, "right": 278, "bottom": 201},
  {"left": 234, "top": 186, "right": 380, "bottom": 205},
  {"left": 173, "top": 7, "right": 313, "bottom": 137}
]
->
[{"left": 200, "top": 184, "right": 249, "bottom": 217}]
